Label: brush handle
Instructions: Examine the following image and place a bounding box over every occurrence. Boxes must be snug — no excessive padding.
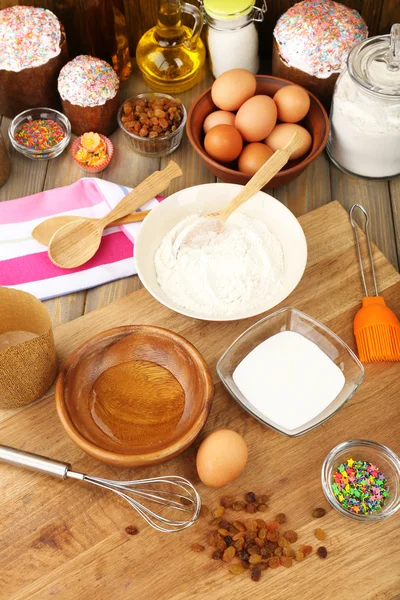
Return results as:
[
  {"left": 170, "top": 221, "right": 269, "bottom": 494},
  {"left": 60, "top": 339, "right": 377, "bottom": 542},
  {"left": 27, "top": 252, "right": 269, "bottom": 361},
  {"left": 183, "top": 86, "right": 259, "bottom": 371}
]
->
[
  {"left": 100, "top": 162, "right": 182, "bottom": 226},
  {"left": 0, "top": 444, "right": 70, "bottom": 479}
]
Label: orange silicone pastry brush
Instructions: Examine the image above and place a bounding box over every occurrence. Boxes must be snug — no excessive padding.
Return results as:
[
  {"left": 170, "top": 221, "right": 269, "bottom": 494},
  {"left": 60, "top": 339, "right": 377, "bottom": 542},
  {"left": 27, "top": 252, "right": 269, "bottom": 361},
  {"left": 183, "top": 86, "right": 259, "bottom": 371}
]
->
[{"left": 350, "top": 204, "right": 400, "bottom": 363}]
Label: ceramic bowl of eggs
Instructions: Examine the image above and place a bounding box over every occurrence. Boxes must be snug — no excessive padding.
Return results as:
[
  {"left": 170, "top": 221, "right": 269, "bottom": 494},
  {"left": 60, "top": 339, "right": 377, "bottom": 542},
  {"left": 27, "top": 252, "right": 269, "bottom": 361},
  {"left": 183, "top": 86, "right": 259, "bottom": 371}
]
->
[{"left": 186, "top": 70, "right": 330, "bottom": 188}]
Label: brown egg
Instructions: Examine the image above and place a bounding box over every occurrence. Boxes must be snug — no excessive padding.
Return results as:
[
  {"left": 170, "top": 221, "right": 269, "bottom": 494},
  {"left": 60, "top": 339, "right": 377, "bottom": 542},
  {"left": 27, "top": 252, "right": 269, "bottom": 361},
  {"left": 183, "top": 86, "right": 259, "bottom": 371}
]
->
[
  {"left": 204, "top": 124, "right": 243, "bottom": 163},
  {"left": 203, "top": 110, "right": 235, "bottom": 134},
  {"left": 273, "top": 85, "right": 310, "bottom": 123},
  {"left": 238, "top": 142, "right": 274, "bottom": 175},
  {"left": 196, "top": 429, "right": 248, "bottom": 488},
  {"left": 211, "top": 69, "right": 256, "bottom": 111},
  {"left": 235, "top": 95, "right": 277, "bottom": 142},
  {"left": 265, "top": 123, "right": 312, "bottom": 160}
]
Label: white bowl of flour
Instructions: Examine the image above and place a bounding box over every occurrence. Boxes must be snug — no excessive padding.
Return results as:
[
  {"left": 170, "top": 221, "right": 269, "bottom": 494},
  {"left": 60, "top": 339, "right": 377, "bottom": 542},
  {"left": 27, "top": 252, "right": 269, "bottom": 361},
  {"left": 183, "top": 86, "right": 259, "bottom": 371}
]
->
[{"left": 135, "top": 183, "right": 307, "bottom": 321}]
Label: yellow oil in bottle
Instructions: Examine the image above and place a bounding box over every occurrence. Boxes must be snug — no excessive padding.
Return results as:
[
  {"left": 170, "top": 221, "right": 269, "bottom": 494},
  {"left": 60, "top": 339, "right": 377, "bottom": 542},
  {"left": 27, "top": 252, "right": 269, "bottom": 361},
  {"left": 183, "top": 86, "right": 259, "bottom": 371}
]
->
[{"left": 136, "top": 0, "right": 206, "bottom": 93}]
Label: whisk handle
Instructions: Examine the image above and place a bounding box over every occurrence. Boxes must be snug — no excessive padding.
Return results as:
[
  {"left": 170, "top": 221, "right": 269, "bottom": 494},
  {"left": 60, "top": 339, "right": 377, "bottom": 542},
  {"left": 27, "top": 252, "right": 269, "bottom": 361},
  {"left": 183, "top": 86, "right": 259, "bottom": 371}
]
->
[{"left": 0, "top": 444, "right": 71, "bottom": 479}]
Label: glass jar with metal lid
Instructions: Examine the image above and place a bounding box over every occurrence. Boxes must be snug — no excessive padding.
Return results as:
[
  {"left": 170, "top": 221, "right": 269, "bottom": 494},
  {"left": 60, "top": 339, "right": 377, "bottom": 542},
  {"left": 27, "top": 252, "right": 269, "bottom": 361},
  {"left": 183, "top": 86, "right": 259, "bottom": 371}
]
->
[
  {"left": 327, "top": 24, "right": 400, "bottom": 180},
  {"left": 199, "top": 0, "right": 267, "bottom": 78}
]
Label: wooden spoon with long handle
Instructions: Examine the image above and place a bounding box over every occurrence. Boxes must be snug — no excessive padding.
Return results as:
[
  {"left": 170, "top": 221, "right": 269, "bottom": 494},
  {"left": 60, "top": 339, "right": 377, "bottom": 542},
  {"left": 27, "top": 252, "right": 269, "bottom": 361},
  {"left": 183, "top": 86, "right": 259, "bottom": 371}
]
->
[
  {"left": 32, "top": 210, "right": 151, "bottom": 246},
  {"left": 172, "top": 133, "right": 303, "bottom": 255},
  {"left": 48, "top": 161, "right": 182, "bottom": 269}
]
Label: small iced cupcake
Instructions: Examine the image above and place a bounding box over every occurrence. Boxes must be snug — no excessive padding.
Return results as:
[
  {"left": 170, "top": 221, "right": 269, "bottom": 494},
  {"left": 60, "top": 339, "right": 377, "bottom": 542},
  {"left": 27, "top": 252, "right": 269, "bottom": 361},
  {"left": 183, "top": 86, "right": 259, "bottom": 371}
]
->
[
  {"left": 58, "top": 56, "right": 120, "bottom": 136},
  {"left": 71, "top": 132, "right": 113, "bottom": 173},
  {"left": 0, "top": 6, "right": 69, "bottom": 118},
  {"left": 272, "top": 0, "right": 368, "bottom": 107}
]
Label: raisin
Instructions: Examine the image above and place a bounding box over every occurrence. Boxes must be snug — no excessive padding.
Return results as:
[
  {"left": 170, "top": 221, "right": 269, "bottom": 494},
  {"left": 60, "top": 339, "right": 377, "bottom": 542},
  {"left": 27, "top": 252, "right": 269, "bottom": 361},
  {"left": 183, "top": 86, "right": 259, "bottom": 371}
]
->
[
  {"left": 259, "top": 562, "right": 269, "bottom": 571},
  {"left": 246, "top": 519, "right": 258, "bottom": 532},
  {"left": 249, "top": 554, "right": 262, "bottom": 565},
  {"left": 218, "top": 528, "right": 230, "bottom": 537},
  {"left": 125, "top": 525, "right": 138, "bottom": 535},
  {"left": 267, "top": 520, "right": 280, "bottom": 532},
  {"left": 222, "top": 546, "right": 236, "bottom": 562},
  {"left": 218, "top": 518, "right": 230, "bottom": 529},
  {"left": 283, "top": 530, "right": 298, "bottom": 543},
  {"left": 212, "top": 550, "right": 223, "bottom": 560},
  {"left": 283, "top": 547, "right": 295, "bottom": 558},
  {"left": 216, "top": 539, "right": 227, "bottom": 551},
  {"left": 268, "top": 557, "right": 280, "bottom": 568},
  {"left": 251, "top": 566, "right": 262, "bottom": 581},
  {"left": 199, "top": 505, "right": 209, "bottom": 518},
  {"left": 257, "top": 504, "right": 268, "bottom": 512},
  {"left": 246, "top": 503, "right": 258, "bottom": 513},
  {"left": 266, "top": 531, "right": 279, "bottom": 542},
  {"left": 317, "top": 546, "right": 328, "bottom": 559},
  {"left": 247, "top": 544, "right": 261, "bottom": 555},
  {"left": 274, "top": 547, "right": 283, "bottom": 556},
  {"left": 258, "top": 527, "right": 267, "bottom": 540},
  {"left": 265, "top": 541, "right": 278, "bottom": 552},
  {"left": 280, "top": 556, "right": 293, "bottom": 568},
  {"left": 233, "top": 501, "right": 245, "bottom": 511},
  {"left": 245, "top": 531, "right": 257, "bottom": 542},
  {"left": 238, "top": 549, "right": 250, "bottom": 561},
  {"left": 230, "top": 563, "right": 245, "bottom": 575},
  {"left": 220, "top": 496, "right": 235, "bottom": 508},
  {"left": 246, "top": 492, "right": 257, "bottom": 503},
  {"left": 233, "top": 532, "right": 245, "bottom": 541},
  {"left": 234, "top": 537, "right": 245, "bottom": 551},
  {"left": 224, "top": 536, "right": 233, "bottom": 547},
  {"left": 275, "top": 513, "right": 287, "bottom": 524},
  {"left": 315, "top": 528, "right": 326, "bottom": 541},
  {"left": 312, "top": 507, "right": 326, "bottom": 518},
  {"left": 191, "top": 543, "right": 205, "bottom": 552},
  {"left": 300, "top": 544, "right": 313, "bottom": 558},
  {"left": 208, "top": 530, "right": 221, "bottom": 546},
  {"left": 233, "top": 520, "right": 246, "bottom": 532},
  {"left": 254, "top": 537, "right": 265, "bottom": 548},
  {"left": 278, "top": 537, "right": 290, "bottom": 548},
  {"left": 256, "top": 519, "right": 266, "bottom": 529},
  {"left": 213, "top": 507, "right": 225, "bottom": 518},
  {"left": 258, "top": 494, "right": 269, "bottom": 503},
  {"left": 228, "top": 525, "right": 238, "bottom": 535},
  {"left": 295, "top": 551, "right": 304, "bottom": 561},
  {"left": 261, "top": 547, "right": 272, "bottom": 558},
  {"left": 240, "top": 559, "right": 250, "bottom": 570}
]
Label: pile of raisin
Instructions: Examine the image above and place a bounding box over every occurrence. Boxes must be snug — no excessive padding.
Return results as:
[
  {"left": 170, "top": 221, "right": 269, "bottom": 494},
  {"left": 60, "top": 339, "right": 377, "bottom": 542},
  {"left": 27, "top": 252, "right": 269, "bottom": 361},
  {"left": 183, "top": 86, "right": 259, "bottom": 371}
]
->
[{"left": 120, "top": 96, "right": 184, "bottom": 139}]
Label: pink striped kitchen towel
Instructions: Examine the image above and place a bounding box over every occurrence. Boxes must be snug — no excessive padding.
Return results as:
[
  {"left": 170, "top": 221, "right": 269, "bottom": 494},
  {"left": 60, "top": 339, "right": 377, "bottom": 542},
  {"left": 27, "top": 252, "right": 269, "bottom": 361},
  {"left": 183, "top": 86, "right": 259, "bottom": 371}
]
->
[{"left": 0, "top": 178, "right": 161, "bottom": 300}]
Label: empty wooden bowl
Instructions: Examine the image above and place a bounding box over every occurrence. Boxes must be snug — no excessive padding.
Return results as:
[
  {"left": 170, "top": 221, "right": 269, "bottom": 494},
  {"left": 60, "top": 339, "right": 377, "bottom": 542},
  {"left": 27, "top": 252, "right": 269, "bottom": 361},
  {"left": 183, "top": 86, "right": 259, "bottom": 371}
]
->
[
  {"left": 55, "top": 325, "right": 214, "bottom": 467},
  {"left": 186, "top": 74, "right": 330, "bottom": 188}
]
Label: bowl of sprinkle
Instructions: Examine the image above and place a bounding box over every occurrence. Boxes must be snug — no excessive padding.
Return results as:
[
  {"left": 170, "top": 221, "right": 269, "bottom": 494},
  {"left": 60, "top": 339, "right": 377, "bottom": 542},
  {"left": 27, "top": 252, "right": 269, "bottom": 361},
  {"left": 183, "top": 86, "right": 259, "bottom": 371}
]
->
[
  {"left": 71, "top": 132, "right": 113, "bottom": 173},
  {"left": 322, "top": 439, "right": 400, "bottom": 521},
  {"left": 8, "top": 107, "right": 71, "bottom": 160}
]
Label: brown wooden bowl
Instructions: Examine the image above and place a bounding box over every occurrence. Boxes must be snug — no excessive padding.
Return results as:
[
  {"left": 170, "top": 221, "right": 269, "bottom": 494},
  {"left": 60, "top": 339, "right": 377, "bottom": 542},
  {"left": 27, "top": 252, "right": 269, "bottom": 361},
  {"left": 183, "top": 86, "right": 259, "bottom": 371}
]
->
[
  {"left": 55, "top": 325, "right": 214, "bottom": 467},
  {"left": 186, "top": 74, "right": 330, "bottom": 189}
]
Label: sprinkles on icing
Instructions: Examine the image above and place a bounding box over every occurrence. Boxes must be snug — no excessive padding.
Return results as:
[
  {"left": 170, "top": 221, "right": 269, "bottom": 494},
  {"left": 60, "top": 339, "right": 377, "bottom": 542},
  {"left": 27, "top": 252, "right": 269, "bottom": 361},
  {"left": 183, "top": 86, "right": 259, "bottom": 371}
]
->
[
  {"left": 274, "top": 0, "right": 368, "bottom": 79},
  {"left": 0, "top": 6, "right": 61, "bottom": 72},
  {"left": 58, "top": 56, "right": 119, "bottom": 108},
  {"left": 332, "top": 459, "right": 389, "bottom": 515}
]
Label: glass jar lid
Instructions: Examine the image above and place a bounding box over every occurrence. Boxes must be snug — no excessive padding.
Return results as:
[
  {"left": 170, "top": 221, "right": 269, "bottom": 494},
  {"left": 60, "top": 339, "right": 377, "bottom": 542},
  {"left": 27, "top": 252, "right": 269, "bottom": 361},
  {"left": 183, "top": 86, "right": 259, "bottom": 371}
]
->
[
  {"left": 349, "top": 24, "right": 400, "bottom": 97},
  {"left": 203, "top": 0, "right": 255, "bottom": 19}
]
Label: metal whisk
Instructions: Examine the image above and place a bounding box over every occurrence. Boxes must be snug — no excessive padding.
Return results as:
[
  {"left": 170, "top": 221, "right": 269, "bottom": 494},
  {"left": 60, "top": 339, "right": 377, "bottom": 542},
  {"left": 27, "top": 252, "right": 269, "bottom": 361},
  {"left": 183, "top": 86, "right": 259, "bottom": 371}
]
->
[{"left": 0, "top": 445, "right": 201, "bottom": 533}]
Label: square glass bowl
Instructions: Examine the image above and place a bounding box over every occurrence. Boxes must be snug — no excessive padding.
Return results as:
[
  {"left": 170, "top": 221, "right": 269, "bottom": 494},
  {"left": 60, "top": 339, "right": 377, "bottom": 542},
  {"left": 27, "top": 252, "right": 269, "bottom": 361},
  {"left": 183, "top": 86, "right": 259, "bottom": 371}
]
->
[{"left": 216, "top": 307, "right": 364, "bottom": 437}]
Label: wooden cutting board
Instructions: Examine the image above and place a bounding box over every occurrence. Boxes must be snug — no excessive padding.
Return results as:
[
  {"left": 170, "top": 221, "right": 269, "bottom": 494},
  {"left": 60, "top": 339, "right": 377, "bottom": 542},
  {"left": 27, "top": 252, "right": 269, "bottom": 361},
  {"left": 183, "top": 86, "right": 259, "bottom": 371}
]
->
[{"left": 1, "top": 201, "right": 399, "bottom": 600}]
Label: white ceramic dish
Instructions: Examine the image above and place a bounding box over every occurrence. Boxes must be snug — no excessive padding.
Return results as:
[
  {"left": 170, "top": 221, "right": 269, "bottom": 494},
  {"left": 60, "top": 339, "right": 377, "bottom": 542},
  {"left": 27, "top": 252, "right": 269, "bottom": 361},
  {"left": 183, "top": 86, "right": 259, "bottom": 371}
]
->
[{"left": 135, "top": 183, "right": 308, "bottom": 321}]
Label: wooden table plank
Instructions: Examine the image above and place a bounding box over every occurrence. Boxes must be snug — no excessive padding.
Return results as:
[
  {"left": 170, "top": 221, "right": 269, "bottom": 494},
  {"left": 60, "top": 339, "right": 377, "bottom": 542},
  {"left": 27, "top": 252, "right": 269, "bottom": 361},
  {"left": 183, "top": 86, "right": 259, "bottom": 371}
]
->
[{"left": 389, "top": 178, "right": 400, "bottom": 268}]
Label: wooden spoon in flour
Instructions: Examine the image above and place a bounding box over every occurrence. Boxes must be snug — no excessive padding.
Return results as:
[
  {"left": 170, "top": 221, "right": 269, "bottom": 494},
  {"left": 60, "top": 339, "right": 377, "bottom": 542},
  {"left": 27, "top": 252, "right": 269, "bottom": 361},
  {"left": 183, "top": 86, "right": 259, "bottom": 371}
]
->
[{"left": 172, "top": 133, "right": 303, "bottom": 256}]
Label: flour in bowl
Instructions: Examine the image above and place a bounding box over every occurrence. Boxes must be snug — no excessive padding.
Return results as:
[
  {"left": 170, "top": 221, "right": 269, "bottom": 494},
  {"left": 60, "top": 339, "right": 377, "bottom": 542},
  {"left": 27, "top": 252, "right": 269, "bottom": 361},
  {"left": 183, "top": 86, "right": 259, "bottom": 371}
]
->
[{"left": 154, "top": 213, "right": 284, "bottom": 317}]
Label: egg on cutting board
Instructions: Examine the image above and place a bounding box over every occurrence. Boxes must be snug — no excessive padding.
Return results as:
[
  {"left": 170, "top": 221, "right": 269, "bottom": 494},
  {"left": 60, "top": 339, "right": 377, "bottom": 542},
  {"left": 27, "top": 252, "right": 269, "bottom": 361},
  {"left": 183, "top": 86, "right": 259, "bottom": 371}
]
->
[
  {"left": 196, "top": 429, "right": 248, "bottom": 488},
  {"left": 203, "top": 110, "right": 235, "bottom": 134},
  {"left": 235, "top": 95, "right": 277, "bottom": 142},
  {"left": 204, "top": 124, "right": 243, "bottom": 163},
  {"left": 266, "top": 123, "right": 312, "bottom": 160}
]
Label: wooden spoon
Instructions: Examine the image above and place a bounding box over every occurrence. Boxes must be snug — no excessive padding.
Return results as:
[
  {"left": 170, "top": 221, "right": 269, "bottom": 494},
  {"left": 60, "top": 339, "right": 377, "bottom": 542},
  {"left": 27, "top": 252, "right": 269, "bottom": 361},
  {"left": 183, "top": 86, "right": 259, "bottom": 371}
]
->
[
  {"left": 48, "top": 161, "right": 182, "bottom": 269},
  {"left": 172, "top": 133, "right": 303, "bottom": 256},
  {"left": 32, "top": 210, "right": 151, "bottom": 246}
]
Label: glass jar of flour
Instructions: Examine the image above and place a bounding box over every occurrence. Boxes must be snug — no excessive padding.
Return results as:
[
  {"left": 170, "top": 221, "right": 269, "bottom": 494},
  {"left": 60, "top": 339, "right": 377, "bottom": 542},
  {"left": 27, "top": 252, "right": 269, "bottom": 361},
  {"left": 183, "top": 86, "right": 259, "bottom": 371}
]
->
[
  {"left": 327, "top": 24, "right": 400, "bottom": 180},
  {"left": 199, "top": 0, "right": 266, "bottom": 78}
]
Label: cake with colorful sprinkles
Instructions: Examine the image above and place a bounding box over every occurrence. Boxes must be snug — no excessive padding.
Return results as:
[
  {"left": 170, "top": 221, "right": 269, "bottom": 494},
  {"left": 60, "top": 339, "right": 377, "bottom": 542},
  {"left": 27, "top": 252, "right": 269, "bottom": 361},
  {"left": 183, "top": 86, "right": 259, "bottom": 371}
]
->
[
  {"left": 58, "top": 55, "right": 120, "bottom": 136},
  {"left": 272, "top": 0, "right": 368, "bottom": 107},
  {"left": 0, "top": 5, "right": 68, "bottom": 118}
]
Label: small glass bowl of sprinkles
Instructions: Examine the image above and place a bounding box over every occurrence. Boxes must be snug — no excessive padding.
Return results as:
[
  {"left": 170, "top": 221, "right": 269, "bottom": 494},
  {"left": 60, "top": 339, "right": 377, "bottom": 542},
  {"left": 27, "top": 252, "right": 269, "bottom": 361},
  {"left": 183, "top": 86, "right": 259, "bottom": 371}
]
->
[
  {"left": 8, "top": 107, "right": 71, "bottom": 160},
  {"left": 322, "top": 440, "right": 400, "bottom": 521}
]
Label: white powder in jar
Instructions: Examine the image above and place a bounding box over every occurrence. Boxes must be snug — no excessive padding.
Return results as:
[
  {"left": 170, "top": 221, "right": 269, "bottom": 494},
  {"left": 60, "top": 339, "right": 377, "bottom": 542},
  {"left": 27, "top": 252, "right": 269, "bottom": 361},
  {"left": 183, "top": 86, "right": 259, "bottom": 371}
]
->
[
  {"left": 207, "top": 23, "right": 259, "bottom": 78},
  {"left": 154, "top": 212, "right": 284, "bottom": 318},
  {"left": 328, "top": 71, "right": 400, "bottom": 178}
]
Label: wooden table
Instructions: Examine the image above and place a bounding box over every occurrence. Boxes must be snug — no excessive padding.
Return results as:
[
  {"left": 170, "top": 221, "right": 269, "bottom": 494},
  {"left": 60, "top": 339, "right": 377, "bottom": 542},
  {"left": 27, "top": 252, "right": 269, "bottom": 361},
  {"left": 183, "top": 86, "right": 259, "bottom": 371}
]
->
[{"left": 1, "top": 63, "right": 399, "bottom": 328}]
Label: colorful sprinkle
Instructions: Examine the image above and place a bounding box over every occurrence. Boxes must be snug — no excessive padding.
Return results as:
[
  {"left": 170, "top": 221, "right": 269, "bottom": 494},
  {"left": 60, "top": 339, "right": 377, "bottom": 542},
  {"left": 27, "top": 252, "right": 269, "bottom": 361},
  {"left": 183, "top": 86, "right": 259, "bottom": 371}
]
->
[
  {"left": 0, "top": 6, "right": 61, "bottom": 72},
  {"left": 332, "top": 459, "right": 389, "bottom": 515},
  {"left": 274, "top": 0, "right": 368, "bottom": 78},
  {"left": 14, "top": 119, "right": 65, "bottom": 150},
  {"left": 58, "top": 55, "right": 119, "bottom": 108}
]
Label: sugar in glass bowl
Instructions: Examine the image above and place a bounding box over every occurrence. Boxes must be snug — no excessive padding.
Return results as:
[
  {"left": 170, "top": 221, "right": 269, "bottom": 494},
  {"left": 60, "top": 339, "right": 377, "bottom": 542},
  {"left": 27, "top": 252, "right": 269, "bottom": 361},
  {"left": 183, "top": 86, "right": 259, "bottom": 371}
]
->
[
  {"left": 322, "top": 439, "right": 400, "bottom": 521},
  {"left": 217, "top": 307, "right": 364, "bottom": 437},
  {"left": 8, "top": 107, "right": 71, "bottom": 160}
]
